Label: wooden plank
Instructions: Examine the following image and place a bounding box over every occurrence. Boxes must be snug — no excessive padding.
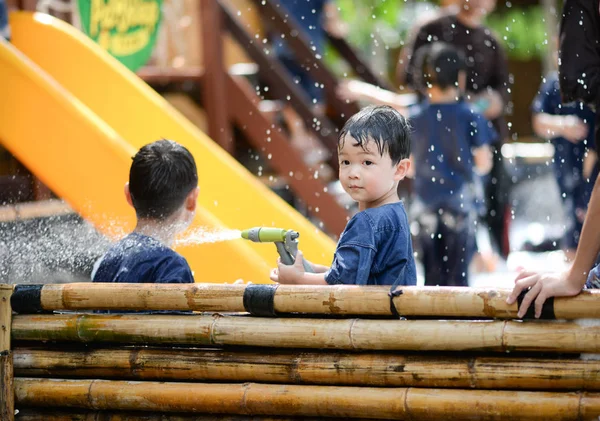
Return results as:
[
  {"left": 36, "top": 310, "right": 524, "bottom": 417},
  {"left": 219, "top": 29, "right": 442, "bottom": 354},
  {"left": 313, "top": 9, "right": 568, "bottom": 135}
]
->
[
  {"left": 200, "top": 0, "right": 234, "bottom": 153},
  {"left": 227, "top": 75, "right": 347, "bottom": 236},
  {"left": 0, "top": 284, "right": 14, "bottom": 421},
  {"left": 247, "top": 0, "right": 360, "bottom": 125},
  {"left": 220, "top": 2, "right": 340, "bottom": 170},
  {"left": 326, "top": 33, "right": 395, "bottom": 91}
]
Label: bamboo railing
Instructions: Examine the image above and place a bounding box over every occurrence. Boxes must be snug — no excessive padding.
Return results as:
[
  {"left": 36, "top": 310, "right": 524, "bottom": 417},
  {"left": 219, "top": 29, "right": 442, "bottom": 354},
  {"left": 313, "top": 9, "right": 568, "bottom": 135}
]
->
[
  {"left": 6, "top": 282, "right": 600, "bottom": 420},
  {"left": 11, "top": 283, "right": 600, "bottom": 319},
  {"left": 13, "top": 347, "right": 600, "bottom": 390}
]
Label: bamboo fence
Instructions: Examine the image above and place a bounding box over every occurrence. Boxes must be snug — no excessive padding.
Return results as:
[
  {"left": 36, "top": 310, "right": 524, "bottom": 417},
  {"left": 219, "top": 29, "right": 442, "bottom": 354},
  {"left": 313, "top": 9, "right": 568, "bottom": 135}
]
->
[
  {"left": 14, "top": 378, "right": 600, "bottom": 421},
  {"left": 11, "top": 283, "right": 600, "bottom": 319},
  {"left": 11, "top": 313, "right": 600, "bottom": 353},
  {"left": 6, "top": 282, "right": 600, "bottom": 420},
  {"left": 13, "top": 346, "right": 600, "bottom": 391}
]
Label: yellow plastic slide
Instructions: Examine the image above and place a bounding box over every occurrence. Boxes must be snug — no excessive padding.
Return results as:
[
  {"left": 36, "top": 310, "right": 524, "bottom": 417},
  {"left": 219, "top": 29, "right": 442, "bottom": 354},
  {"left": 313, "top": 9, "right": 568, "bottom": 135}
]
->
[{"left": 0, "top": 12, "right": 335, "bottom": 283}]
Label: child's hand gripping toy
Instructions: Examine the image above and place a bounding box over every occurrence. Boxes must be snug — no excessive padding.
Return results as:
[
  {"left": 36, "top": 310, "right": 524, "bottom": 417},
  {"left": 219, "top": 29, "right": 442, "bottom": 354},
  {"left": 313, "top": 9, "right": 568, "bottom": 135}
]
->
[{"left": 241, "top": 227, "right": 314, "bottom": 273}]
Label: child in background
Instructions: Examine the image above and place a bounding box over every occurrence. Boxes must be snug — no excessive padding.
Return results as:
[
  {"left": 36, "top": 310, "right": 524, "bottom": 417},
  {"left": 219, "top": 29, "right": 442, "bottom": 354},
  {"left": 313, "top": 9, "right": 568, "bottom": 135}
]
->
[
  {"left": 0, "top": 0, "right": 10, "bottom": 40},
  {"left": 92, "top": 139, "right": 198, "bottom": 284},
  {"left": 270, "top": 105, "right": 417, "bottom": 286},
  {"left": 532, "top": 70, "right": 596, "bottom": 261},
  {"left": 409, "top": 42, "right": 495, "bottom": 287}
]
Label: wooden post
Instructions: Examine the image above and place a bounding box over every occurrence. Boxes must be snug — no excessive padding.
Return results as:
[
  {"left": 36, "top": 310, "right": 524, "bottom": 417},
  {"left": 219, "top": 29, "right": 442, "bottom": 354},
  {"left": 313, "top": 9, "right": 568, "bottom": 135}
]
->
[
  {"left": 200, "top": 0, "right": 234, "bottom": 154},
  {"left": 0, "top": 284, "right": 14, "bottom": 421}
]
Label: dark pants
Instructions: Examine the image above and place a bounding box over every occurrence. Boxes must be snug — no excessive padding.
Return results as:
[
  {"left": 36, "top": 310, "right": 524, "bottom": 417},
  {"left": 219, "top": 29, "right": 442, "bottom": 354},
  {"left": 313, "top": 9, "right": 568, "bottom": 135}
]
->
[
  {"left": 484, "top": 143, "right": 511, "bottom": 257},
  {"left": 278, "top": 55, "right": 324, "bottom": 104},
  {"left": 417, "top": 209, "right": 475, "bottom": 287}
]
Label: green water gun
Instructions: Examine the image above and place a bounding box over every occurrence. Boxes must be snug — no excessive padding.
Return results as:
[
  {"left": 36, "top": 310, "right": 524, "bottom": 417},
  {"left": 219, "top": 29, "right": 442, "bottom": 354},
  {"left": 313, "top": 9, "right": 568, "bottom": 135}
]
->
[{"left": 241, "top": 227, "right": 314, "bottom": 273}]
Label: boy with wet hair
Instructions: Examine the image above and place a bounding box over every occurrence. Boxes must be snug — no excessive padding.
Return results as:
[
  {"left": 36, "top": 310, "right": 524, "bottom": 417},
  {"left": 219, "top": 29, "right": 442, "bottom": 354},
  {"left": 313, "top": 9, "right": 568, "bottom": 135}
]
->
[
  {"left": 270, "top": 105, "right": 417, "bottom": 286},
  {"left": 409, "top": 42, "right": 495, "bottom": 287},
  {"left": 92, "top": 139, "right": 199, "bottom": 284}
]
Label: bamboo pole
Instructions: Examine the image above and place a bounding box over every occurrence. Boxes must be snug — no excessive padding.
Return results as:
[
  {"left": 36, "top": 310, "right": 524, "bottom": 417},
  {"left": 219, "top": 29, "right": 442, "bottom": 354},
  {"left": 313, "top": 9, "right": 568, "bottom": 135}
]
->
[
  {"left": 11, "top": 314, "right": 600, "bottom": 353},
  {"left": 13, "top": 378, "right": 600, "bottom": 420},
  {"left": 14, "top": 410, "right": 364, "bottom": 421},
  {"left": 12, "top": 283, "right": 600, "bottom": 319},
  {"left": 12, "top": 346, "right": 600, "bottom": 390},
  {"left": 1, "top": 284, "right": 14, "bottom": 421}
]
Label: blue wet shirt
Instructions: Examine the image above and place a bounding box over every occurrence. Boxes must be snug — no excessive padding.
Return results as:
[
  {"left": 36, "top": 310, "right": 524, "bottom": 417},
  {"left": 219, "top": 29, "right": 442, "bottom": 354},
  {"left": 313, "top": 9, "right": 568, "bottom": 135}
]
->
[
  {"left": 409, "top": 100, "right": 496, "bottom": 213},
  {"left": 92, "top": 233, "right": 194, "bottom": 284},
  {"left": 325, "top": 202, "right": 417, "bottom": 286}
]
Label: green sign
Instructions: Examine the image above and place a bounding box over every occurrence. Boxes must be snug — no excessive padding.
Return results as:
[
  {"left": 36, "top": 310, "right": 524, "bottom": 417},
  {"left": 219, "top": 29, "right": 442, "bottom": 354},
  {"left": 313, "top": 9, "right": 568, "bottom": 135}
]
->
[{"left": 78, "top": 0, "right": 162, "bottom": 71}]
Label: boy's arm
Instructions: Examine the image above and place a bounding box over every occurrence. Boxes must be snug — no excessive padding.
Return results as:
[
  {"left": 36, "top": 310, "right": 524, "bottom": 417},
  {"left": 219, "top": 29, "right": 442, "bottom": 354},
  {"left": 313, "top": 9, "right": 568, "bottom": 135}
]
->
[
  {"left": 472, "top": 146, "right": 493, "bottom": 175},
  {"left": 532, "top": 113, "right": 589, "bottom": 143},
  {"left": 336, "top": 80, "right": 413, "bottom": 113},
  {"left": 323, "top": 1, "right": 348, "bottom": 39}
]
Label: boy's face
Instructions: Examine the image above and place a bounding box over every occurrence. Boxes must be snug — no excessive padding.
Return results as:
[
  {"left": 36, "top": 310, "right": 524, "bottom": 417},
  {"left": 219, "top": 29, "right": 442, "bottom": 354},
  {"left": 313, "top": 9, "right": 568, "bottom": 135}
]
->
[{"left": 338, "top": 135, "right": 404, "bottom": 209}]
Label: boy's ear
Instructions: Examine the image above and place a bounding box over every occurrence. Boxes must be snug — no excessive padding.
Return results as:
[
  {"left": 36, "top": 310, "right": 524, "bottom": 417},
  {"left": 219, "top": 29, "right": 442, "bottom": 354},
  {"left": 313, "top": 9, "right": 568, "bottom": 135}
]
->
[
  {"left": 124, "top": 183, "right": 134, "bottom": 208},
  {"left": 185, "top": 187, "right": 200, "bottom": 211},
  {"left": 394, "top": 158, "right": 411, "bottom": 181}
]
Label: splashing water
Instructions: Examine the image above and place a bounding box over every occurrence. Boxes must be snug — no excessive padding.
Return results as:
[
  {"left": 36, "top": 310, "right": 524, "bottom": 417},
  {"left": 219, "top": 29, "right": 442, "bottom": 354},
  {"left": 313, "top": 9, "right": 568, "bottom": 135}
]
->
[{"left": 176, "top": 227, "right": 242, "bottom": 246}]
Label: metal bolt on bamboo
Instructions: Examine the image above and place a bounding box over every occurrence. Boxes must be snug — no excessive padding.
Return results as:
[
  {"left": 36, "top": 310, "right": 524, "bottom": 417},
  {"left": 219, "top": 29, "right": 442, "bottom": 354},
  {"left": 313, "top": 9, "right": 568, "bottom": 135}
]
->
[
  {"left": 13, "top": 378, "right": 600, "bottom": 420},
  {"left": 11, "top": 283, "right": 600, "bottom": 319},
  {"left": 13, "top": 347, "right": 600, "bottom": 391},
  {"left": 11, "top": 313, "right": 600, "bottom": 353}
]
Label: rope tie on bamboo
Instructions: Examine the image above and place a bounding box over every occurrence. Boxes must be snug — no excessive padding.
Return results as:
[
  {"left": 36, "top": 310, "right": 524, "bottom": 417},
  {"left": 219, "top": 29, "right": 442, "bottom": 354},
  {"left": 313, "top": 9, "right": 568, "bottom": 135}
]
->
[
  {"left": 11, "top": 284, "right": 46, "bottom": 314},
  {"left": 516, "top": 288, "right": 556, "bottom": 320},
  {"left": 388, "top": 288, "right": 403, "bottom": 318},
  {"left": 243, "top": 284, "right": 279, "bottom": 317}
]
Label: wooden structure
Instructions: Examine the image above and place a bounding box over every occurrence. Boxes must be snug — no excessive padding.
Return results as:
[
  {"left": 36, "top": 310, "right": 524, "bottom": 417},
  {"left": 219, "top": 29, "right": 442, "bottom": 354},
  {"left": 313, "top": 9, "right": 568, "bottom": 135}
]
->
[
  {"left": 4, "top": 282, "right": 600, "bottom": 420},
  {"left": 3, "top": 0, "right": 390, "bottom": 236}
]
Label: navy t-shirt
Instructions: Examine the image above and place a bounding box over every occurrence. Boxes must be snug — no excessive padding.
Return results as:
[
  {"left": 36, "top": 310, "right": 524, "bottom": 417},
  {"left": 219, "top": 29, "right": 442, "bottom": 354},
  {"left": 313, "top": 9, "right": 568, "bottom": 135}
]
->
[
  {"left": 325, "top": 202, "right": 417, "bottom": 286},
  {"left": 409, "top": 100, "right": 496, "bottom": 213},
  {"left": 92, "top": 233, "right": 194, "bottom": 284},
  {"left": 531, "top": 72, "right": 596, "bottom": 147},
  {"left": 272, "top": 0, "right": 329, "bottom": 58}
]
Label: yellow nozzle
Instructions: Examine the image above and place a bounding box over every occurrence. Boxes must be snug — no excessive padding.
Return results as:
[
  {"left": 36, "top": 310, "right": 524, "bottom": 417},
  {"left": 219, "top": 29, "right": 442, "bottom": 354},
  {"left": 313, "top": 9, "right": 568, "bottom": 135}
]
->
[{"left": 241, "top": 227, "right": 292, "bottom": 242}]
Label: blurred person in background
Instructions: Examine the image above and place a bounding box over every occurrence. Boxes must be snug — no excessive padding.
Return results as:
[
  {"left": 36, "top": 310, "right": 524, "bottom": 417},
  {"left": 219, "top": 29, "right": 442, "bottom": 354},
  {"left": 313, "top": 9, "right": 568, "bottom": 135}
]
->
[
  {"left": 531, "top": 45, "right": 596, "bottom": 262},
  {"left": 508, "top": 0, "right": 600, "bottom": 318},
  {"left": 403, "top": 0, "right": 512, "bottom": 260},
  {"left": 0, "top": 0, "right": 10, "bottom": 40}
]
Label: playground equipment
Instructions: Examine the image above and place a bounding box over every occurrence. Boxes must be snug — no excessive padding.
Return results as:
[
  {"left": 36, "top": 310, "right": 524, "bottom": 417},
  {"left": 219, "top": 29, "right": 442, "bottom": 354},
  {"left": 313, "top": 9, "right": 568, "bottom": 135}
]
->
[{"left": 0, "top": 12, "right": 337, "bottom": 283}]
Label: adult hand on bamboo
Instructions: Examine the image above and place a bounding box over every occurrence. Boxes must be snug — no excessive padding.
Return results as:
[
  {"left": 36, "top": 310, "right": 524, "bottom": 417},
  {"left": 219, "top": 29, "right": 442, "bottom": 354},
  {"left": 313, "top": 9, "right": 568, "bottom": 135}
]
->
[
  {"left": 269, "top": 251, "right": 306, "bottom": 284},
  {"left": 506, "top": 270, "right": 584, "bottom": 318}
]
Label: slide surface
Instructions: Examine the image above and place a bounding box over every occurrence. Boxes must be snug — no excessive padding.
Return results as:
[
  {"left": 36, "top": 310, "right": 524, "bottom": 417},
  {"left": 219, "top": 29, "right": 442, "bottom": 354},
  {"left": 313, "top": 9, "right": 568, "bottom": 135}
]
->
[{"left": 0, "top": 12, "right": 335, "bottom": 283}]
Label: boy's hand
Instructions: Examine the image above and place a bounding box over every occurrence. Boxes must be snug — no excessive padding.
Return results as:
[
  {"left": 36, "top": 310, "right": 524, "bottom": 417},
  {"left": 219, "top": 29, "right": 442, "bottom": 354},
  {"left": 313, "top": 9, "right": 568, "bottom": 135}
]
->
[
  {"left": 560, "top": 115, "right": 589, "bottom": 143},
  {"left": 506, "top": 270, "right": 583, "bottom": 318},
  {"left": 269, "top": 251, "right": 306, "bottom": 284}
]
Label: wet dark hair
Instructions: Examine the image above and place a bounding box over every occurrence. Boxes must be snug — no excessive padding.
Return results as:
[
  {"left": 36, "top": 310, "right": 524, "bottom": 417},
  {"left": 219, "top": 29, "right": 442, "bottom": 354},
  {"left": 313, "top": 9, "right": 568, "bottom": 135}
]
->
[
  {"left": 420, "top": 42, "right": 467, "bottom": 90},
  {"left": 338, "top": 105, "right": 411, "bottom": 164},
  {"left": 129, "top": 139, "right": 198, "bottom": 220}
]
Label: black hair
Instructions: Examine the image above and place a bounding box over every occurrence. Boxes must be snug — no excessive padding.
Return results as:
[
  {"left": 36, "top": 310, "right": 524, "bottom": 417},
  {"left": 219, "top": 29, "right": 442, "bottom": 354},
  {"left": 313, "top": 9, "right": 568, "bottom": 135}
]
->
[
  {"left": 129, "top": 139, "right": 198, "bottom": 220},
  {"left": 338, "top": 105, "right": 411, "bottom": 164},
  {"left": 419, "top": 42, "right": 467, "bottom": 90}
]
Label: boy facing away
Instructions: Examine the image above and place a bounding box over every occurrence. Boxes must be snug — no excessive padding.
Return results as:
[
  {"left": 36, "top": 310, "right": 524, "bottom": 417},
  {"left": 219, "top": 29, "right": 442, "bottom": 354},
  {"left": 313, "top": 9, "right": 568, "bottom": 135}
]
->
[
  {"left": 409, "top": 42, "right": 495, "bottom": 287},
  {"left": 92, "top": 139, "right": 199, "bottom": 284},
  {"left": 270, "top": 105, "right": 417, "bottom": 286}
]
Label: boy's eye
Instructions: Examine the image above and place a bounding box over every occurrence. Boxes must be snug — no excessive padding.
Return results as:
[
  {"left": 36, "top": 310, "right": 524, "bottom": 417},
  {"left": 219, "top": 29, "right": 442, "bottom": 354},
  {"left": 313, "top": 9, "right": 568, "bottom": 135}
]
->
[{"left": 364, "top": 161, "right": 373, "bottom": 166}]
